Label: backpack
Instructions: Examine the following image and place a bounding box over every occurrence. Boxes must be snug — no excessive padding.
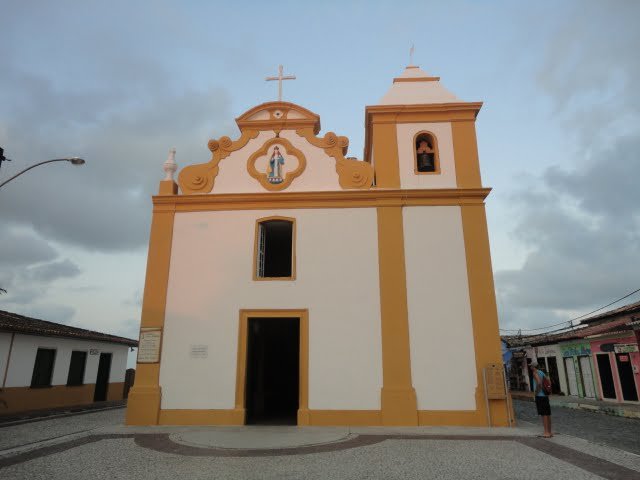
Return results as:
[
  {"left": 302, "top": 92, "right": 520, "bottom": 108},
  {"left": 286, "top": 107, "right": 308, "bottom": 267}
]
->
[{"left": 542, "top": 374, "right": 552, "bottom": 395}]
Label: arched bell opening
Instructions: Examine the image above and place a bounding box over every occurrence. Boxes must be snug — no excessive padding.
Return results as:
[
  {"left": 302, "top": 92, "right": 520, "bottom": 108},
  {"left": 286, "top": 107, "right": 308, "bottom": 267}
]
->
[{"left": 414, "top": 132, "right": 438, "bottom": 173}]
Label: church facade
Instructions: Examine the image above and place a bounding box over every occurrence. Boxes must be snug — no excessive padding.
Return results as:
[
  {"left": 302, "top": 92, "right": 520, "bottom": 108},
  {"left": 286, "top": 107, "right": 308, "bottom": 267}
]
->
[{"left": 126, "top": 66, "right": 511, "bottom": 427}]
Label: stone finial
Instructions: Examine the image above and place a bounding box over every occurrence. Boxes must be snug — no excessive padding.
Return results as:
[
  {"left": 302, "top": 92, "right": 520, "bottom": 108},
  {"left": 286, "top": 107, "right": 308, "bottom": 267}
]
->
[{"left": 163, "top": 148, "right": 177, "bottom": 181}]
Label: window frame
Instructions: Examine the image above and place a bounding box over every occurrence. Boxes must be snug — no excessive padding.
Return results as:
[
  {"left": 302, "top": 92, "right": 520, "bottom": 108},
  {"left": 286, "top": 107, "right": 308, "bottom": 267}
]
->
[
  {"left": 30, "top": 347, "right": 57, "bottom": 388},
  {"left": 66, "top": 350, "right": 88, "bottom": 386},
  {"left": 253, "top": 216, "right": 296, "bottom": 281},
  {"left": 413, "top": 131, "right": 441, "bottom": 175}
]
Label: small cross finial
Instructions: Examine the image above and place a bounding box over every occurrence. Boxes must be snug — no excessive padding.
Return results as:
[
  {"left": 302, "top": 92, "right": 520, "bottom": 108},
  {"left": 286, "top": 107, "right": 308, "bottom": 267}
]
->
[
  {"left": 409, "top": 44, "right": 415, "bottom": 66},
  {"left": 265, "top": 65, "right": 296, "bottom": 101}
]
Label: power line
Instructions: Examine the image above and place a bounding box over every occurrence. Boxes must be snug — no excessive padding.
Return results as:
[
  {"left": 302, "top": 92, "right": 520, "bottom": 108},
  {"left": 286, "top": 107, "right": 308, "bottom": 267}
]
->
[
  {"left": 569, "top": 286, "right": 640, "bottom": 322},
  {"left": 500, "top": 286, "right": 640, "bottom": 333}
]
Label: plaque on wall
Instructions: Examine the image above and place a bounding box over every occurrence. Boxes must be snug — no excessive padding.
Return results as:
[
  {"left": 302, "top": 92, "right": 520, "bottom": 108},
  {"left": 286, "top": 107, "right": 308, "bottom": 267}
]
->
[
  {"left": 190, "top": 344, "right": 209, "bottom": 359},
  {"left": 137, "top": 328, "right": 162, "bottom": 363},
  {"left": 484, "top": 363, "right": 507, "bottom": 399}
]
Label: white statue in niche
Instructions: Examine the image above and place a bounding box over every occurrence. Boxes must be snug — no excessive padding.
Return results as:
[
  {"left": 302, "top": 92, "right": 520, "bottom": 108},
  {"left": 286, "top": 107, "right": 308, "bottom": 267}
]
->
[{"left": 268, "top": 146, "right": 285, "bottom": 184}]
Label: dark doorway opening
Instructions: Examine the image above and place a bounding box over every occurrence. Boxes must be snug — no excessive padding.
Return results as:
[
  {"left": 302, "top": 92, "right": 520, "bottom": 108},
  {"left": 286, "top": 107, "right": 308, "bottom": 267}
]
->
[
  {"left": 93, "top": 353, "right": 112, "bottom": 402},
  {"left": 615, "top": 353, "right": 639, "bottom": 402},
  {"left": 245, "top": 317, "right": 299, "bottom": 425},
  {"left": 546, "top": 357, "right": 562, "bottom": 394},
  {"left": 596, "top": 354, "right": 616, "bottom": 399}
]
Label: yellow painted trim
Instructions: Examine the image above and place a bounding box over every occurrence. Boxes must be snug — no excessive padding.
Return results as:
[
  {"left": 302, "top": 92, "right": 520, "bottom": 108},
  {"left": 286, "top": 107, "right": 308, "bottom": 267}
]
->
[
  {"left": 178, "top": 129, "right": 260, "bottom": 195},
  {"left": 236, "top": 101, "right": 321, "bottom": 135},
  {"left": 460, "top": 204, "right": 510, "bottom": 427},
  {"left": 413, "top": 130, "right": 441, "bottom": 175},
  {"left": 418, "top": 410, "right": 491, "bottom": 426},
  {"left": 0, "top": 383, "right": 124, "bottom": 414},
  {"left": 246, "top": 137, "right": 307, "bottom": 191},
  {"left": 159, "top": 409, "right": 245, "bottom": 425},
  {"left": 393, "top": 76, "right": 440, "bottom": 83},
  {"left": 451, "top": 121, "right": 482, "bottom": 188},
  {"left": 156, "top": 409, "right": 383, "bottom": 426},
  {"left": 296, "top": 128, "right": 374, "bottom": 189},
  {"left": 252, "top": 216, "right": 297, "bottom": 281},
  {"left": 371, "top": 123, "right": 400, "bottom": 188},
  {"left": 125, "top": 206, "right": 176, "bottom": 426},
  {"left": 234, "top": 309, "right": 309, "bottom": 426},
  {"left": 376, "top": 206, "right": 418, "bottom": 425},
  {"left": 364, "top": 103, "right": 482, "bottom": 165},
  {"left": 158, "top": 180, "right": 178, "bottom": 196},
  {"left": 307, "top": 410, "right": 381, "bottom": 426},
  {"left": 153, "top": 188, "right": 491, "bottom": 212},
  {"left": 154, "top": 408, "right": 512, "bottom": 426}
]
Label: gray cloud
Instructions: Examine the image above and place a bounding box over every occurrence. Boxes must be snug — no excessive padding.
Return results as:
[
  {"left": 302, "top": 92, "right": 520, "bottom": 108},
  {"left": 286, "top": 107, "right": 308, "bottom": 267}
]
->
[
  {"left": 0, "top": 1, "right": 235, "bottom": 253},
  {"left": 11, "top": 304, "right": 77, "bottom": 325},
  {"left": 0, "top": 228, "right": 82, "bottom": 306},
  {"left": 0, "top": 228, "right": 57, "bottom": 266},
  {"left": 496, "top": 2, "right": 640, "bottom": 330},
  {"left": 26, "top": 259, "right": 82, "bottom": 283},
  {"left": 0, "top": 83, "right": 232, "bottom": 251}
]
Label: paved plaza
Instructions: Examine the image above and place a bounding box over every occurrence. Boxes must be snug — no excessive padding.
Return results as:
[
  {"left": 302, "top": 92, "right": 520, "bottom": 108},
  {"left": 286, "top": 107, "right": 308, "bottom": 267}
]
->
[{"left": 1, "top": 405, "right": 639, "bottom": 479}]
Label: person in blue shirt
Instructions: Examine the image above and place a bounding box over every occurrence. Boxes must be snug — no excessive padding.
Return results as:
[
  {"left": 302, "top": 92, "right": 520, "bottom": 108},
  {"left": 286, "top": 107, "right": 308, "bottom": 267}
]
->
[{"left": 530, "top": 361, "right": 553, "bottom": 438}]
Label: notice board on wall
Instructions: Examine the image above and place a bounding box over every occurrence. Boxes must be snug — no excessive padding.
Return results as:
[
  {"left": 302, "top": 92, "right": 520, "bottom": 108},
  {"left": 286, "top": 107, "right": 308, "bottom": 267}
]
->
[
  {"left": 484, "top": 363, "right": 507, "bottom": 399},
  {"left": 137, "top": 328, "right": 162, "bottom": 363}
]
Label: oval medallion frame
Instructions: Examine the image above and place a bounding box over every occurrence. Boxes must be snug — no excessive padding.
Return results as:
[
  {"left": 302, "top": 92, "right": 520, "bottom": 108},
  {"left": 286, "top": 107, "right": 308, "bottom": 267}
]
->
[{"left": 247, "top": 137, "right": 307, "bottom": 191}]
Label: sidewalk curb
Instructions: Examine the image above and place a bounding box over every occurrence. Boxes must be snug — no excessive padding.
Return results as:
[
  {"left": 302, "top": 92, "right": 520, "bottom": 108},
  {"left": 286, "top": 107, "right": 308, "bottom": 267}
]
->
[
  {"left": 511, "top": 394, "right": 640, "bottom": 419},
  {"left": 0, "top": 402, "right": 126, "bottom": 427}
]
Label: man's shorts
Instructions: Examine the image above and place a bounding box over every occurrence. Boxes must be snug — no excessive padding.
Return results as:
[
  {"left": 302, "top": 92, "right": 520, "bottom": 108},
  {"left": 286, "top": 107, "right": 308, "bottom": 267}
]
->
[{"left": 535, "top": 396, "right": 551, "bottom": 416}]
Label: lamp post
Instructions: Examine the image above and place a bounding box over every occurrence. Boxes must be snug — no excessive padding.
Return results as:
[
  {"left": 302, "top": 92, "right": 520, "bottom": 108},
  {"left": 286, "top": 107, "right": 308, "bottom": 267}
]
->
[{"left": 0, "top": 157, "right": 86, "bottom": 189}]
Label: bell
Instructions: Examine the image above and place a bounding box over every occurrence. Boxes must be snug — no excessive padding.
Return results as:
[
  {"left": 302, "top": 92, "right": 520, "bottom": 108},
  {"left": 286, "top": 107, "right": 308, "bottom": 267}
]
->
[{"left": 417, "top": 152, "right": 434, "bottom": 171}]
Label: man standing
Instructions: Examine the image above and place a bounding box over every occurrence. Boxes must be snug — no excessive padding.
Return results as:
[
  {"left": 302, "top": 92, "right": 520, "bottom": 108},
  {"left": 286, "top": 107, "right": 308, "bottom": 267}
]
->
[{"left": 530, "top": 361, "right": 553, "bottom": 438}]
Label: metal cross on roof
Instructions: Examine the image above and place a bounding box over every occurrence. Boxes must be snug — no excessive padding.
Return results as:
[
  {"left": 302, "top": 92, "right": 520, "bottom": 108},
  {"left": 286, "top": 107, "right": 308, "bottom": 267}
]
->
[{"left": 265, "top": 65, "right": 296, "bottom": 102}]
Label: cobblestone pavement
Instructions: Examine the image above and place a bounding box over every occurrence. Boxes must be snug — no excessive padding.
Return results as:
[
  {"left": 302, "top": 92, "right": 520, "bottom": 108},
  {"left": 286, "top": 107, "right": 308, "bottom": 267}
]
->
[
  {"left": 0, "top": 408, "right": 127, "bottom": 451},
  {"left": 1, "top": 407, "right": 639, "bottom": 480},
  {"left": 514, "top": 399, "right": 640, "bottom": 455}
]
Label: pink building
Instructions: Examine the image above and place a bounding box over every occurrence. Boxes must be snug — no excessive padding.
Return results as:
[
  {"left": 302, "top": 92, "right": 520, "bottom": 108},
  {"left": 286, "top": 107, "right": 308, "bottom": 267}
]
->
[{"left": 590, "top": 333, "right": 639, "bottom": 403}]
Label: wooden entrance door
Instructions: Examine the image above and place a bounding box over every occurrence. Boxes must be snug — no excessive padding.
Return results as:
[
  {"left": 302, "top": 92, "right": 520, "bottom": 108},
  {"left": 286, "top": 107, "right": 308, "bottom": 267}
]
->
[
  {"left": 596, "top": 353, "right": 616, "bottom": 399},
  {"left": 564, "top": 357, "right": 579, "bottom": 396},
  {"left": 93, "top": 353, "right": 112, "bottom": 402},
  {"left": 578, "top": 356, "right": 595, "bottom": 398},
  {"left": 615, "top": 353, "right": 639, "bottom": 402}
]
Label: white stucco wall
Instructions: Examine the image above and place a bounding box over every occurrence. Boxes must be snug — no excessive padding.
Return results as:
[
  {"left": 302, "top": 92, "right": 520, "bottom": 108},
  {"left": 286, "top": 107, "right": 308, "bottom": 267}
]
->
[
  {"left": 396, "top": 122, "right": 457, "bottom": 190},
  {"left": 403, "top": 206, "right": 477, "bottom": 410},
  {"left": 0, "top": 332, "right": 12, "bottom": 385},
  {"left": 160, "top": 208, "right": 383, "bottom": 410},
  {"left": 211, "top": 130, "right": 344, "bottom": 194},
  {"left": 1, "top": 334, "right": 129, "bottom": 388}
]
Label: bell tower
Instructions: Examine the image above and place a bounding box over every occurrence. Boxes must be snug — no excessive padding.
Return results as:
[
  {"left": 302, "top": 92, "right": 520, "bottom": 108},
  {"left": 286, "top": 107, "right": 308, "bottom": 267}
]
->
[
  {"left": 364, "top": 65, "right": 483, "bottom": 190},
  {"left": 363, "top": 65, "right": 511, "bottom": 427}
]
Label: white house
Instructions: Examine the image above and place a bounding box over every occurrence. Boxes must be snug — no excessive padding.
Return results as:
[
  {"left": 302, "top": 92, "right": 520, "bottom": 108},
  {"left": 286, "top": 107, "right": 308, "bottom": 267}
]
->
[{"left": 0, "top": 310, "right": 136, "bottom": 415}]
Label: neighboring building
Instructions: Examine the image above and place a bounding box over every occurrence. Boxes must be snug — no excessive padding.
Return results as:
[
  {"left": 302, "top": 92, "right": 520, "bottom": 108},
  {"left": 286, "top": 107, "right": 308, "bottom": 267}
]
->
[
  {"left": 0, "top": 310, "right": 137, "bottom": 415},
  {"left": 503, "top": 300, "right": 640, "bottom": 403},
  {"left": 533, "top": 344, "right": 566, "bottom": 395},
  {"left": 559, "top": 340, "right": 596, "bottom": 398},
  {"left": 126, "top": 65, "right": 510, "bottom": 427},
  {"left": 581, "top": 303, "right": 640, "bottom": 404}
]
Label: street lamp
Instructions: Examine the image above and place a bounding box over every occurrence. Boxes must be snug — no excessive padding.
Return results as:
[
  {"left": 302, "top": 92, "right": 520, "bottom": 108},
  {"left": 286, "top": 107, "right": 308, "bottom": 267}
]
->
[{"left": 0, "top": 157, "right": 86, "bottom": 189}]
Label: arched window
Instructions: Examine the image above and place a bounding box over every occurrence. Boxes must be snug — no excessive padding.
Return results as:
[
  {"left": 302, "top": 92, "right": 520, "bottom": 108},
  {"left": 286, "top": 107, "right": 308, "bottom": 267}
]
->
[
  {"left": 414, "top": 132, "right": 439, "bottom": 174},
  {"left": 254, "top": 217, "right": 295, "bottom": 280}
]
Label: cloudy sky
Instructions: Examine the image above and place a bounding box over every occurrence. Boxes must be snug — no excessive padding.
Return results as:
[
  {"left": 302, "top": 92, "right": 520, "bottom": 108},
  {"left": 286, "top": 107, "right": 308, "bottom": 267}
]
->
[{"left": 1, "top": 1, "right": 639, "bottom": 363}]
